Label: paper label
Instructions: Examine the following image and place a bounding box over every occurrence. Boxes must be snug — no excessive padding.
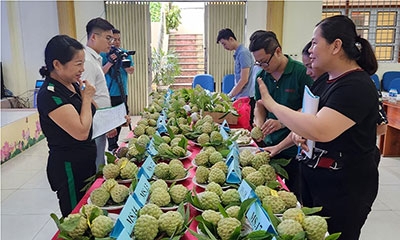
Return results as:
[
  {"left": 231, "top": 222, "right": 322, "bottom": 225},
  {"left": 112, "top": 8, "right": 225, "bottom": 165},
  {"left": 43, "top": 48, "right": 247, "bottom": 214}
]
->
[
  {"left": 110, "top": 194, "right": 141, "bottom": 238},
  {"left": 137, "top": 155, "right": 155, "bottom": 179},
  {"left": 246, "top": 201, "right": 276, "bottom": 234},
  {"left": 238, "top": 179, "right": 257, "bottom": 201},
  {"left": 133, "top": 174, "right": 151, "bottom": 206},
  {"left": 226, "top": 154, "right": 241, "bottom": 184}
]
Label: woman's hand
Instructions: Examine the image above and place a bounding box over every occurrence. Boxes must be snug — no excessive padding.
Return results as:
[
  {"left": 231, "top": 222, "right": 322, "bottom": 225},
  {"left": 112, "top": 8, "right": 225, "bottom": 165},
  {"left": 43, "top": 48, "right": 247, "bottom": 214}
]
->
[
  {"left": 291, "top": 132, "right": 309, "bottom": 152},
  {"left": 262, "top": 145, "right": 281, "bottom": 157},
  {"left": 79, "top": 79, "right": 96, "bottom": 99},
  {"left": 256, "top": 77, "right": 276, "bottom": 111}
]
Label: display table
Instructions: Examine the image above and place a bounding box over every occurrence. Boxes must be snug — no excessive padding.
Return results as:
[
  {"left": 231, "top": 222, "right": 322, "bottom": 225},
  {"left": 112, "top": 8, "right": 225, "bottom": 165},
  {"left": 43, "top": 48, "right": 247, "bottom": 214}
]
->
[{"left": 379, "top": 101, "right": 400, "bottom": 157}]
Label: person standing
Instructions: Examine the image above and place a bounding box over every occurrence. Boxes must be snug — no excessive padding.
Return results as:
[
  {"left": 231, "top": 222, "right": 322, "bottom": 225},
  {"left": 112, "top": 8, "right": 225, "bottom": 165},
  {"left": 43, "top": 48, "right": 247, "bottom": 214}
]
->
[
  {"left": 249, "top": 30, "right": 313, "bottom": 197},
  {"left": 101, "top": 28, "right": 134, "bottom": 153},
  {"left": 81, "top": 17, "right": 118, "bottom": 170},
  {"left": 217, "top": 28, "right": 257, "bottom": 127},
  {"left": 256, "top": 15, "right": 380, "bottom": 239},
  {"left": 37, "top": 35, "right": 97, "bottom": 217}
]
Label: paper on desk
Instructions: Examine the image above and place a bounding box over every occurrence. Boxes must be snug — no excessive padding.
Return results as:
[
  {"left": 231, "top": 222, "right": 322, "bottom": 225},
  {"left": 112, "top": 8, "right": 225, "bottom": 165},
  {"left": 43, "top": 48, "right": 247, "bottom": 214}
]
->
[
  {"left": 92, "top": 103, "right": 127, "bottom": 139},
  {"left": 301, "top": 86, "right": 320, "bottom": 158}
]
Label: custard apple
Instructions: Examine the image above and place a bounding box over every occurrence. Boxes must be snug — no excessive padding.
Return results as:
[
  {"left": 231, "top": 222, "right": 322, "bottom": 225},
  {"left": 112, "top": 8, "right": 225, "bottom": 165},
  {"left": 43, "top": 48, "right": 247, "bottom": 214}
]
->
[
  {"left": 245, "top": 171, "right": 266, "bottom": 186},
  {"left": 208, "top": 168, "right": 226, "bottom": 185},
  {"left": 209, "top": 151, "right": 223, "bottom": 165},
  {"left": 278, "top": 191, "right": 298, "bottom": 209},
  {"left": 277, "top": 219, "right": 304, "bottom": 237},
  {"left": 102, "top": 163, "right": 120, "bottom": 179},
  {"left": 241, "top": 166, "right": 257, "bottom": 179},
  {"left": 250, "top": 126, "right": 263, "bottom": 140},
  {"left": 202, "top": 210, "right": 222, "bottom": 226},
  {"left": 139, "top": 203, "right": 163, "bottom": 219},
  {"left": 239, "top": 149, "right": 254, "bottom": 167},
  {"left": 195, "top": 151, "right": 210, "bottom": 166},
  {"left": 263, "top": 195, "right": 286, "bottom": 214},
  {"left": 221, "top": 189, "right": 241, "bottom": 206},
  {"left": 63, "top": 213, "right": 88, "bottom": 238},
  {"left": 154, "top": 162, "right": 170, "bottom": 179},
  {"left": 195, "top": 166, "right": 210, "bottom": 184},
  {"left": 90, "top": 215, "right": 114, "bottom": 238},
  {"left": 206, "top": 182, "right": 223, "bottom": 196},
  {"left": 255, "top": 185, "right": 272, "bottom": 200},
  {"left": 90, "top": 188, "right": 110, "bottom": 207},
  {"left": 134, "top": 214, "right": 159, "bottom": 240},
  {"left": 169, "top": 164, "right": 186, "bottom": 179},
  {"left": 110, "top": 184, "right": 129, "bottom": 203},
  {"left": 101, "top": 178, "right": 118, "bottom": 192},
  {"left": 302, "top": 216, "right": 327, "bottom": 240},
  {"left": 282, "top": 208, "right": 305, "bottom": 224},
  {"left": 150, "top": 188, "right": 171, "bottom": 207},
  {"left": 150, "top": 179, "right": 168, "bottom": 193},
  {"left": 120, "top": 161, "right": 138, "bottom": 179},
  {"left": 199, "top": 191, "right": 221, "bottom": 210},
  {"left": 226, "top": 205, "right": 241, "bottom": 219},
  {"left": 158, "top": 211, "right": 184, "bottom": 237},
  {"left": 210, "top": 161, "right": 228, "bottom": 174},
  {"left": 169, "top": 184, "right": 188, "bottom": 204},
  {"left": 217, "top": 217, "right": 241, "bottom": 240},
  {"left": 251, "top": 152, "right": 270, "bottom": 169},
  {"left": 210, "top": 131, "right": 223, "bottom": 144},
  {"left": 258, "top": 164, "right": 276, "bottom": 182}
]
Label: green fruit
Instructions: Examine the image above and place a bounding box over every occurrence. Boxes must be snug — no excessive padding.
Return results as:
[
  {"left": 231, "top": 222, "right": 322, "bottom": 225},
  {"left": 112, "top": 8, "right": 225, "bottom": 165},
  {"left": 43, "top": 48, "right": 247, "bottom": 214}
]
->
[
  {"left": 217, "top": 217, "right": 241, "bottom": 240},
  {"left": 90, "top": 188, "right": 110, "bottom": 207},
  {"left": 209, "top": 151, "right": 223, "bottom": 165},
  {"left": 169, "top": 184, "right": 188, "bottom": 204},
  {"left": 146, "top": 126, "right": 156, "bottom": 136},
  {"left": 263, "top": 195, "right": 286, "bottom": 214},
  {"left": 226, "top": 206, "right": 240, "bottom": 219},
  {"left": 116, "top": 147, "right": 129, "bottom": 158},
  {"left": 63, "top": 213, "right": 88, "bottom": 238},
  {"left": 139, "top": 203, "right": 163, "bottom": 219},
  {"left": 154, "top": 162, "right": 170, "bottom": 179},
  {"left": 110, "top": 184, "right": 129, "bottom": 203},
  {"left": 201, "top": 122, "right": 213, "bottom": 134},
  {"left": 169, "top": 164, "right": 186, "bottom": 179},
  {"left": 208, "top": 168, "right": 226, "bottom": 185},
  {"left": 199, "top": 191, "right": 221, "bottom": 210},
  {"left": 80, "top": 204, "right": 103, "bottom": 219},
  {"left": 278, "top": 191, "right": 298, "bottom": 209},
  {"left": 102, "top": 163, "right": 120, "bottom": 179},
  {"left": 169, "top": 159, "right": 184, "bottom": 167},
  {"left": 239, "top": 149, "right": 254, "bottom": 167},
  {"left": 251, "top": 152, "right": 270, "bottom": 170},
  {"left": 120, "top": 161, "right": 138, "bottom": 179},
  {"left": 137, "top": 135, "right": 151, "bottom": 148},
  {"left": 90, "top": 215, "right": 114, "bottom": 238},
  {"left": 210, "top": 131, "right": 223, "bottom": 144},
  {"left": 255, "top": 185, "right": 272, "bottom": 200},
  {"left": 150, "top": 179, "right": 168, "bottom": 193},
  {"left": 277, "top": 219, "right": 304, "bottom": 237},
  {"left": 258, "top": 164, "right": 276, "bottom": 182},
  {"left": 221, "top": 189, "right": 241, "bottom": 206},
  {"left": 101, "top": 178, "right": 118, "bottom": 192},
  {"left": 134, "top": 124, "right": 146, "bottom": 136},
  {"left": 245, "top": 171, "right": 265, "bottom": 186},
  {"left": 195, "top": 151, "right": 210, "bottom": 166},
  {"left": 250, "top": 126, "right": 263, "bottom": 140},
  {"left": 206, "top": 182, "right": 223, "bottom": 196},
  {"left": 241, "top": 166, "right": 256, "bottom": 179},
  {"left": 134, "top": 214, "right": 159, "bottom": 240},
  {"left": 282, "top": 208, "right": 305, "bottom": 224},
  {"left": 162, "top": 135, "right": 171, "bottom": 144},
  {"left": 158, "top": 211, "right": 184, "bottom": 237},
  {"left": 202, "top": 210, "right": 222, "bottom": 225},
  {"left": 302, "top": 216, "right": 327, "bottom": 240},
  {"left": 195, "top": 166, "right": 210, "bottom": 184},
  {"left": 150, "top": 188, "right": 171, "bottom": 207},
  {"left": 158, "top": 143, "right": 171, "bottom": 155},
  {"left": 172, "top": 146, "right": 186, "bottom": 157},
  {"left": 210, "top": 161, "right": 228, "bottom": 174}
]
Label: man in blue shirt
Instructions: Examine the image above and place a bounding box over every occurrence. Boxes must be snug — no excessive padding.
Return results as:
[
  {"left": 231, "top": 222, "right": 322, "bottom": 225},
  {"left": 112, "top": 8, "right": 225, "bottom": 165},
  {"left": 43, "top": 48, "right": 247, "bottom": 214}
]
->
[
  {"left": 217, "top": 28, "right": 257, "bottom": 126},
  {"left": 101, "top": 29, "right": 134, "bottom": 152}
]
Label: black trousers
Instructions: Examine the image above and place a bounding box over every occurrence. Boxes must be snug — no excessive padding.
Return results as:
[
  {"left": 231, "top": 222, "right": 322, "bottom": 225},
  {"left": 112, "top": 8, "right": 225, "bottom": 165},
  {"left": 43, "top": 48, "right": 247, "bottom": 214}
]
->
[
  {"left": 107, "top": 96, "right": 129, "bottom": 151},
  {"left": 249, "top": 97, "right": 256, "bottom": 127}
]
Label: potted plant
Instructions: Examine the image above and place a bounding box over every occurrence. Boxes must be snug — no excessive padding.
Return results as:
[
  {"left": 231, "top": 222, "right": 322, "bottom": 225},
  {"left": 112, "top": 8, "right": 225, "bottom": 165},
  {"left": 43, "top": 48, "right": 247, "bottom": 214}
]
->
[
  {"left": 165, "top": 3, "right": 181, "bottom": 34},
  {"left": 151, "top": 47, "right": 181, "bottom": 89}
]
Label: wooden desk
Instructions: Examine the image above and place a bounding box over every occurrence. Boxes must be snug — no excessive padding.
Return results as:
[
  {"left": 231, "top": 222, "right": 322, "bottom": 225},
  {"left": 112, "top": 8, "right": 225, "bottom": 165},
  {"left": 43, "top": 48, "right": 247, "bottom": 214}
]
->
[{"left": 380, "top": 101, "right": 400, "bottom": 157}]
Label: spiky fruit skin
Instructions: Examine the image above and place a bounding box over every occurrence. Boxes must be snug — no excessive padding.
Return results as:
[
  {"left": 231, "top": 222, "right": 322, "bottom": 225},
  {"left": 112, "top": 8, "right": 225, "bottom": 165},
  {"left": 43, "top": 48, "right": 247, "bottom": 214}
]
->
[
  {"left": 282, "top": 208, "right": 305, "bottom": 224},
  {"left": 251, "top": 152, "right": 270, "bottom": 170},
  {"left": 199, "top": 191, "right": 221, "bottom": 210},
  {"left": 169, "top": 159, "right": 184, "bottom": 167},
  {"left": 278, "top": 191, "right": 298, "bottom": 209},
  {"left": 263, "top": 195, "right": 286, "bottom": 214},
  {"left": 201, "top": 122, "right": 213, "bottom": 134},
  {"left": 206, "top": 182, "right": 223, "bottom": 196},
  {"left": 210, "top": 161, "right": 228, "bottom": 174},
  {"left": 202, "top": 210, "right": 222, "bottom": 226},
  {"left": 170, "top": 138, "right": 181, "bottom": 147},
  {"left": 120, "top": 161, "right": 138, "bottom": 179},
  {"left": 277, "top": 219, "right": 304, "bottom": 237},
  {"left": 302, "top": 216, "right": 327, "bottom": 240},
  {"left": 239, "top": 149, "right": 254, "bottom": 167},
  {"left": 116, "top": 147, "right": 129, "bottom": 158},
  {"left": 154, "top": 162, "right": 170, "bottom": 179},
  {"left": 134, "top": 124, "right": 146, "bottom": 136},
  {"left": 158, "top": 143, "right": 171, "bottom": 155},
  {"left": 150, "top": 189, "right": 171, "bottom": 207},
  {"left": 64, "top": 213, "right": 88, "bottom": 238},
  {"left": 169, "top": 164, "right": 186, "bottom": 179},
  {"left": 210, "top": 131, "right": 223, "bottom": 144},
  {"left": 255, "top": 185, "right": 271, "bottom": 200},
  {"left": 150, "top": 179, "right": 168, "bottom": 193},
  {"left": 251, "top": 126, "right": 263, "bottom": 140},
  {"left": 90, "top": 215, "right": 114, "bottom": 238},
  {"left": 241, "top": 166, "right": 257, "bottom": 179},
  {"left": 221, "top": 189, "right": 241, "bottom": 206},
  {"left": 203, "top": 115, "right": 214, "bottom": 124},
  {"left": 258, "top": 164, "right": 276, "bottom": 182},
  {"left": 172, "top": 146, "right": 186, "bottom": 157},
  {"left": 226, "top": 206, "right": 240, "bottom": 219},
  {"left": 146, "top": 126, "right": 156, "bottom": 136},
  {"left": 158, "top": 211, "right": 184, "bottom": 237},
  {"left": 195, "top": 151, "right": 210, "bottom": 166},
  {"left": 81, "top": 204, "right": 103, "bottom": 219},
  {"left": 102, "top": 178, "right": 118, "bottom": 192},
  {"left": 139, "top": 203, "right": 163, "bottom": 219},
  {"left": 209, "top": 151, "right": 223, "bottom": 165},
  {"left": 169, "top": 184, "right": 188, "bottom": 204},
  {"left": 137, "top": 134, "right": 151, "bottom": 148},
  {"left": 102, "top": 163, "right": 120, "bottom": 179},
  {"left": 110, "top": 184, "right": 129, "bottom": 203},
  {"left": 245, "top": 171, "right": 266, "bottom": 186},
  {"left": 90, "top": 188, "right": 110, "bottom": 207},
  {"left": 217, "top": 217, "right": 242, "bottom": 240},
  {"left": 162, "top": 136, "right": 171, "bottom": 144},
  {"left": 134, "top": 214, "right": 159, "bottom": 240},
  {"left": 208, "top": 168, "right": 226, "bottom": 185},
  {"left": 195, "top": 166, "right": 210, "bottom": 184}
]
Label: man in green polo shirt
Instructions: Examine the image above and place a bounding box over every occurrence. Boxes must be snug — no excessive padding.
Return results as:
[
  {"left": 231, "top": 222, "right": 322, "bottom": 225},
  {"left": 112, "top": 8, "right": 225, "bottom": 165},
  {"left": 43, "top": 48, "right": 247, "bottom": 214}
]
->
[{"left": 249, "top": 30, "right": 313, "bottom": 198}]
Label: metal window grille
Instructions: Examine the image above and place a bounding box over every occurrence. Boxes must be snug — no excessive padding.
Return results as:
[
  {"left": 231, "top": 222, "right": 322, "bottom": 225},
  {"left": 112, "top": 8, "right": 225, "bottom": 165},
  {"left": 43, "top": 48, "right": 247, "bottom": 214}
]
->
[{"left": 322, "top": 0, "right": 400, "bottom": 63}]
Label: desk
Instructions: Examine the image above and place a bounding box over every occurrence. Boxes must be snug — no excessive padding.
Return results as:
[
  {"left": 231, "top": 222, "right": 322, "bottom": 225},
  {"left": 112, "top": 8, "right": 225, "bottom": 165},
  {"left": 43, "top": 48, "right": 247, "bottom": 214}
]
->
[{"left": 380, "top": 101, "right": 400, "bottom": 157}]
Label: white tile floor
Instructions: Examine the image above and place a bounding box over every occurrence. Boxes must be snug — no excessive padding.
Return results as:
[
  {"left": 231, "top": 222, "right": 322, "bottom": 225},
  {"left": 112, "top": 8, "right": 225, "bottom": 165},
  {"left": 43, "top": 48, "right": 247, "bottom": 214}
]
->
[{"left": 1, "top": 123, "right": 400, "bottom": 239}]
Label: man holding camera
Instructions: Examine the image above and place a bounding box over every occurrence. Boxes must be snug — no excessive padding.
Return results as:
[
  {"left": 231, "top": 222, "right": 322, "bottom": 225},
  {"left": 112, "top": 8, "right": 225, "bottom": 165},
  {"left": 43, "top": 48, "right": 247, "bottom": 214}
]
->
[{"left": 101, "top": 29, "right": 135, "bottom": 153}]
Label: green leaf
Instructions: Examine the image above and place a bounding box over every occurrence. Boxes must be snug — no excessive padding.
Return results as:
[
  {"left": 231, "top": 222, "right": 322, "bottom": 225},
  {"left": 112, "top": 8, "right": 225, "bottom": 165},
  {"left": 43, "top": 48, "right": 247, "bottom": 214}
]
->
[
  {"left": 301, "top": 206, "right": 323, "bottom": 215},
  {"left": 325, "top": 232, "right": 342, "bottom": 240},
  {"left": 237, "top": 198, "right": 257, "bottom": 221},
  {"left": 270, "top": 163, "right": 289, "bottom": 179},
  {"left": 270, "top": 158, "right": 291, "bottom": 167}
]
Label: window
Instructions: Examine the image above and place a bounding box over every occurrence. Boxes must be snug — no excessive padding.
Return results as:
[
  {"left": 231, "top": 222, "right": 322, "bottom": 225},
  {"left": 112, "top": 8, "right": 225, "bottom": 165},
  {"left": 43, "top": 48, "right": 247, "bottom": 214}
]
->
[{"left": 322, "top": 0, "right": 400, "bottom": 63}]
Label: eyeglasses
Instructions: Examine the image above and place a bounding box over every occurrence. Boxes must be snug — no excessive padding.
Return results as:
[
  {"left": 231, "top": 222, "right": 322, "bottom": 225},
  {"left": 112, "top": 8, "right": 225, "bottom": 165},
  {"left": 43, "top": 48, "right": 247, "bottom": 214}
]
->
[
  {"left": 255, "top": 47, "right": 278, "bottom": 67},
  {"left": 93, "top": 32, "right": 115, "bottom": 43}
]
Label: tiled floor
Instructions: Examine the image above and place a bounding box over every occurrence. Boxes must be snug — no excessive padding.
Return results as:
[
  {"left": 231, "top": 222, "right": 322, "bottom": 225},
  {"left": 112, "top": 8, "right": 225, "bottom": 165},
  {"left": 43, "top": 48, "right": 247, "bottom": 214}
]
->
[{"left": 1, "top": 122, "right": 400, "bottom": 239}]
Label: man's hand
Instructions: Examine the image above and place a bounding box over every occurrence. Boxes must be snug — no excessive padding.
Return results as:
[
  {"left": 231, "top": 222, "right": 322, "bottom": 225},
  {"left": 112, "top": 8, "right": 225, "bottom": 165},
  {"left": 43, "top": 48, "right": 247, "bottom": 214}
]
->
[
  {"left": 125, "top": 66, "right": 135, "bottom": 74},
  {"left": 107, "top": 53, "right": 118, "bottom": 64},
  {"left": 106, "top": 129, "right": 117, "bottom": 138},
  {"left": 122, "top": 115, "right": 131, "bottom": 127}
]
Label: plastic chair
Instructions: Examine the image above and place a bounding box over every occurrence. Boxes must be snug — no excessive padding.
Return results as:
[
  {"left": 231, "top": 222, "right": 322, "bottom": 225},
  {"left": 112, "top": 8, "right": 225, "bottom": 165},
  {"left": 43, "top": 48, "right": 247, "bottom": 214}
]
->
[
  {"left": 382, "top": 71, "right": 400, "bottom": 91},
  {"left": 370, "top": 74, "right": 380, "bottom": 90},
  {"left": 222, "top": 74, "right": 235, "bottom": 94},
  {"left": 388, "top": 78, "right": 400, "bottom": 92},
  {"left": 192, "top": 74, "right": 215, "bottom": 92}
]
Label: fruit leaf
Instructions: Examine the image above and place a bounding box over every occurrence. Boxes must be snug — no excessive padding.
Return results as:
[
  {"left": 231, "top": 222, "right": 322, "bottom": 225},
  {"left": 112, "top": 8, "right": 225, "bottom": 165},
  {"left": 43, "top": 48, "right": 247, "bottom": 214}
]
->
[
  {"left": 270, "top": 163, "right": 289, "bottom": 179},
  {"left": 301, "top": 206, "right": 323, "bottom": 215},
  {"left": 243, "top": 230, "right": 275, "bottom": 240},
  {"left": 325, "top": 232, "right": 342, "bottom": 240},
  {"left": 237, "top": 198, "right": 257, "bottom": 221}
]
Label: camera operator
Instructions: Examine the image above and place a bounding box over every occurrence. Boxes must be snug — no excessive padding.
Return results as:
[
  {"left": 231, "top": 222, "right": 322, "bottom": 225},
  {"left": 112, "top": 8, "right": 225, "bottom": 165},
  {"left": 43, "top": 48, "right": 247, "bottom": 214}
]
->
[{"left": 101, "top": 29, "right": 134, "bottom": 153}]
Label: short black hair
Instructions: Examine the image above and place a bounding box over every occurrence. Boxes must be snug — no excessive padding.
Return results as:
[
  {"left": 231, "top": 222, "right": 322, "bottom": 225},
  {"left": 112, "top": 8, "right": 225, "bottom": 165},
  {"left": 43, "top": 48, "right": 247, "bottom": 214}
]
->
[
  {"left": 216, "top": 28, "right": 236, "bottom": 43},
  {"left": 302, "top": 41, "right": 312, "bottom": 57},
  {"left": 112, "top": 29, "right": 120, "bottom": 34},
  {"left": 249, "top": 30, "right": 280, "bottom": 54},
  {"left": 86, "top": 17, "right": 114, "bottom": 39}
]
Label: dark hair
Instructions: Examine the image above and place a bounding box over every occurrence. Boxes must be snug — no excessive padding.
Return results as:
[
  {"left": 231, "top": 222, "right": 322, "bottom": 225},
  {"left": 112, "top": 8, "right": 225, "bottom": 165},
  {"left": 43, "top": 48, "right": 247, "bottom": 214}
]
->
[
  {"left": 316, "top": 15, "right": 377, "bottom": 75},
  {"left": 86, "top": 17, "right": 115, "bottom": 39},
  {"left": 249, "top": 30, "right": 281, "bottom": 54},
  {"left": 112, "top": 29, "right": 120, "bottom": 34},
  {"left": 216, "top": 28, "right": 236, "bottom": 43},
  {"left": 302, "top": 41, "right": 312, "bottom": 57},
  {"left": 39, "top": 35, "right": 84, "bottom": 77}
]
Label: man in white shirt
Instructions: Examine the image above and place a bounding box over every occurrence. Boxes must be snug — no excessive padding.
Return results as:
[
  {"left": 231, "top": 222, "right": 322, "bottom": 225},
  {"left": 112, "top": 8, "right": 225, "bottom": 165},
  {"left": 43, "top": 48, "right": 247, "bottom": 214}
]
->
[{"left": 81, "top": 17, "right": 117, "bottom": 170}]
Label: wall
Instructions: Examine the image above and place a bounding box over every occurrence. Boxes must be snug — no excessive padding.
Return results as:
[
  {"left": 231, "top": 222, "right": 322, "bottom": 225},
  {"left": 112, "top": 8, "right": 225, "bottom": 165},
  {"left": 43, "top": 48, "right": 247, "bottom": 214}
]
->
[
  {"left": 246, "top": 0, "right": 268, "bottom": 47},
  {"left": 74, "top": 1, "right": 106, "bottom": 44}
]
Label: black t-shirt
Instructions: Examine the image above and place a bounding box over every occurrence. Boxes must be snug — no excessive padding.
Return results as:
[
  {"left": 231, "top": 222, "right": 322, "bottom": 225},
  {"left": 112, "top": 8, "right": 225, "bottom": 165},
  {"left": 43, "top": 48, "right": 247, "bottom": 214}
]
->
[
  {"left": 37, "top": 77, "right": 96, "bottom": 151},
  {"left": 314, "top": 69, "right": 379, "bottom": 165}
]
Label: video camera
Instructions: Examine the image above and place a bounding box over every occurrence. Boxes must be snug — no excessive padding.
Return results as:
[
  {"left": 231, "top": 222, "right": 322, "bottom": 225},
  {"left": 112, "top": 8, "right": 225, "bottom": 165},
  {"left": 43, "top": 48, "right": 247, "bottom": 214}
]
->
[{"left": 108, "top": 46, "right": 136, "bottom": 68}]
